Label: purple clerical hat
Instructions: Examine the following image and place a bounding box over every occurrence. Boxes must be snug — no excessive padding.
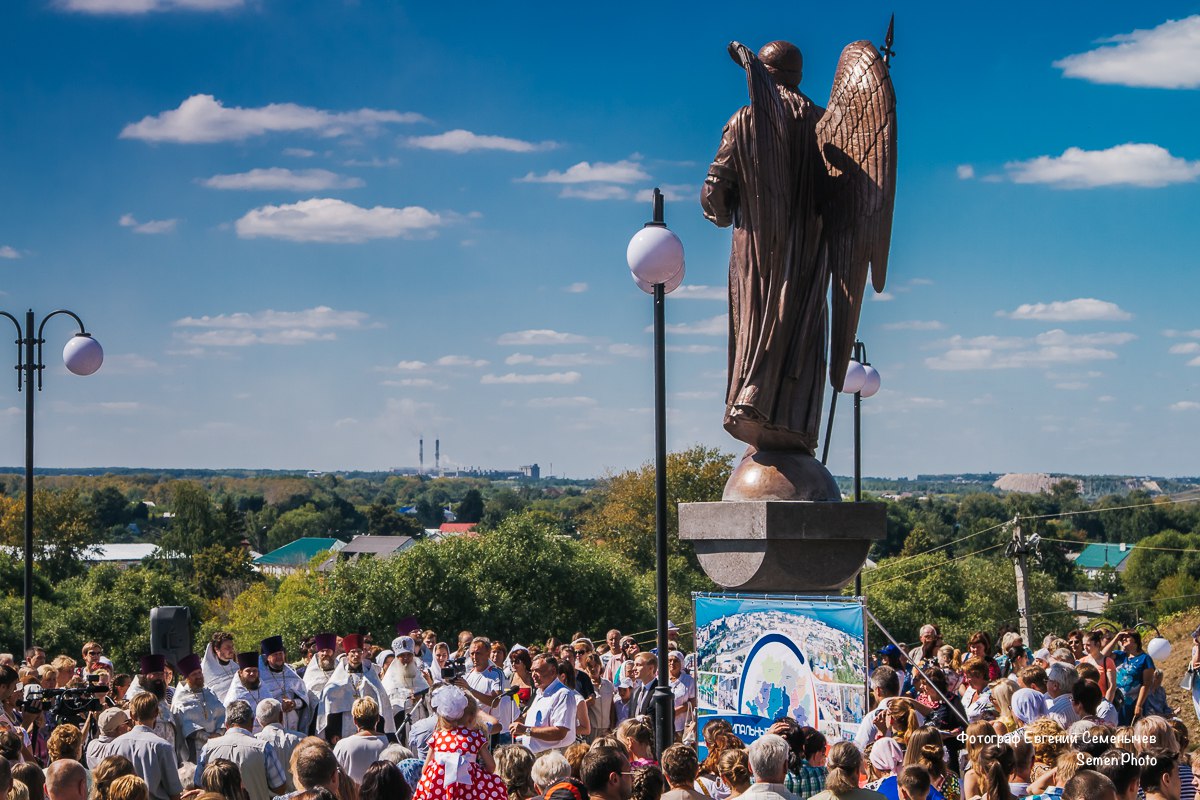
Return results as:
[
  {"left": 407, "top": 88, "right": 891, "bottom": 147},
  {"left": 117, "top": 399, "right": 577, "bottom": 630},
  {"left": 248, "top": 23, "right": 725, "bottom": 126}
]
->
[
  {"left": 314, "top": 632, "right": 337, "bottom": 651},
  {"left": 177, "top": 653, "right": 202, "bottom": 677},
  {"left": 236, "top": 651, "right": 260, "bottom": 670},
  {"left": 139, "top": 654, "right": 165, "bottom": 674}
]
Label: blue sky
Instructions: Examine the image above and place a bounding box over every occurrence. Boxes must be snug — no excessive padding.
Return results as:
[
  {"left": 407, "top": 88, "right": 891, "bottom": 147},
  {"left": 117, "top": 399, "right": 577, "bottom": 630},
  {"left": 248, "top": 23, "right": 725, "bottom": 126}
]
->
[{"left": 1, "top": 1, "right": 1198, "bottom": 478}]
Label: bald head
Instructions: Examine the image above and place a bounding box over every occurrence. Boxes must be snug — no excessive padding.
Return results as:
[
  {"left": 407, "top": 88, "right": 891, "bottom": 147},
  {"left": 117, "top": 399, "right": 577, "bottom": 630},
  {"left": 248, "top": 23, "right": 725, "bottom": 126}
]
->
[{"left": 46, "top": 759, "right": 88, "bottom": 800}]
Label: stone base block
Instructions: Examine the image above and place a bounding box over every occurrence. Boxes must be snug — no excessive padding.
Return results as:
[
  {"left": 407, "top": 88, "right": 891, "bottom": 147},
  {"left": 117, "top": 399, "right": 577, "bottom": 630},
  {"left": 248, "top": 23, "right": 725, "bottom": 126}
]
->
[{"left": 678, "top": 500, "right": 886, "bottom": 592}]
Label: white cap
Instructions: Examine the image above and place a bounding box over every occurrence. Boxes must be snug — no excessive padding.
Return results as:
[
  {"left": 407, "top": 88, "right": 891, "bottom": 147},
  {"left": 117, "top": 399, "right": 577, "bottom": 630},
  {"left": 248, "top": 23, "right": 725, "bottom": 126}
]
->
[
  {"left": 431, "top": 685, "right": 468, "bottom": 719},
  {"left": 1033, "top": 648, "right": 1050, "bottom": 662},
  {"left": 376, "top": 650, "right": 394, "bottom": 668},
  {"left": 392, "top": 636, "right": 415, "bottom": 655},
  {"left": 667, "top": 620, "right": 679, "bottom": 632}
]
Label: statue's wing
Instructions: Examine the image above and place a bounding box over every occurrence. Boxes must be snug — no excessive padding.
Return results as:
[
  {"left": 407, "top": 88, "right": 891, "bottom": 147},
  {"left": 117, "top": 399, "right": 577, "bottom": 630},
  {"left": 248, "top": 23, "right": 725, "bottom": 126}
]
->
[{"left": 817, "top": 40, "right": 897, "bottom": 391}]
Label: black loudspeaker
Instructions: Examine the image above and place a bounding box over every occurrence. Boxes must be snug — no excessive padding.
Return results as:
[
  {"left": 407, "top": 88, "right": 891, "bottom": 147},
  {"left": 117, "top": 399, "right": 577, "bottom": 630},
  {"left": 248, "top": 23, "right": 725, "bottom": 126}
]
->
[{"left": 150, "top": 606, "right": 193, "bottom": 669}]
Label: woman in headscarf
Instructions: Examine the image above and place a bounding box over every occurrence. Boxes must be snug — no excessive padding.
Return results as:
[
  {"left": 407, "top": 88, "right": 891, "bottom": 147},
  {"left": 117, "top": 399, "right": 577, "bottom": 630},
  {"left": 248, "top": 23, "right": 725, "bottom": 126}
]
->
[
  {"left": 864, "top": 738, "right": 904, "bottom": 790},
  {"left": 1010, "top": 688, "right": 1046, "bottom": 734}
]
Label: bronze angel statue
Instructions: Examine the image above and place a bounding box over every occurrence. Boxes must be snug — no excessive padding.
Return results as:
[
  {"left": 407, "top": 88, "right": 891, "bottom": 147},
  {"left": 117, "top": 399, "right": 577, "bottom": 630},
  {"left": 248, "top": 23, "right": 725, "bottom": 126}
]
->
[{"left": 701, "top": 32, "right": 896, "bottom": 500}]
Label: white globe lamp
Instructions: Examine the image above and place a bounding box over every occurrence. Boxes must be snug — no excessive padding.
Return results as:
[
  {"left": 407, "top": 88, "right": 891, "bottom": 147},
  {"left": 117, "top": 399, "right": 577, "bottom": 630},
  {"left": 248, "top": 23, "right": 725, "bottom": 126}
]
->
[
  {"left": 628, "top": 226, "right": 685, "bottom": 289},
  {"left": 63, "top": 334, "right": 104, "bottom": 376},
  {"left": 841, "top": 361, "right": 866, "bottom": 394},
  {"left": 859, "top": 365, "right": 881, "bottom": 398}
]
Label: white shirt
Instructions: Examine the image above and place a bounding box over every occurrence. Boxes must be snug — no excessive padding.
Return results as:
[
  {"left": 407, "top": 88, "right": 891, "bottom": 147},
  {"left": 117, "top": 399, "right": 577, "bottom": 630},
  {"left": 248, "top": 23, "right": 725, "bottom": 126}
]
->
[
  {"left": 854, "top": 699, "right": 926, "bottom": 753},
  {"left": 466, "top": 666, "right": 516, "bottom": 729},
  {"left": 670, "top": 672, "right": 696, "bottom": 733},
  {"left": 521, "top": 679, "right": 576, "bottom": 753}
]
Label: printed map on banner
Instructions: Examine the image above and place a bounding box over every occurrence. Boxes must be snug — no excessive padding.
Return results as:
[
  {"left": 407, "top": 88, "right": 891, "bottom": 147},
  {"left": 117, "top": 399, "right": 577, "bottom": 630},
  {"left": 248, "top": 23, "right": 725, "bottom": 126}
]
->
[{"left": 694, "top": 594, "right": 867, "bottom": 748}]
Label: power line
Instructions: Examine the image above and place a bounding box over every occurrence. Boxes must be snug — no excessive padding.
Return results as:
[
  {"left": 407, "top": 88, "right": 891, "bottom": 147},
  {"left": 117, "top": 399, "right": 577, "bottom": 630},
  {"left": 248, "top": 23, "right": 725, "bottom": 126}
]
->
[
  {"left": 1039, "top": 536, "right": 1200, "bottom": 555},
  {"left": 871, "top": 520, "right": 1009, "bottom": 572},
  {"left": 865, "top": 541, "right": 1007, "bottom": 590},
  {"left": 872, "top": 495, "right": 1200, "bottom": 573}
]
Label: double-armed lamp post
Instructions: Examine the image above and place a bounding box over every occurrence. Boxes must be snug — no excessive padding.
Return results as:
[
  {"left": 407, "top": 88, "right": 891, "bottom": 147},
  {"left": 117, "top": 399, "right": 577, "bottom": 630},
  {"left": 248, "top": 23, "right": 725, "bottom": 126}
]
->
[
  {"left": 626, "top": 189, "right": 684, "bottom": 757},
  {"left": 0, "top": 309, "right": 103, "bottom": 652}
]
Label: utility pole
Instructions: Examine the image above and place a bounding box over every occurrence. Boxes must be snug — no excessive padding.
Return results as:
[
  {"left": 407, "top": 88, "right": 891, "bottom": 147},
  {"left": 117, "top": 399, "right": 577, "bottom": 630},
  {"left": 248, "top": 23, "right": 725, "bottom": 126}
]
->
[{"left": 1006, "top": 516, "right": 1039, "bottom": 645}]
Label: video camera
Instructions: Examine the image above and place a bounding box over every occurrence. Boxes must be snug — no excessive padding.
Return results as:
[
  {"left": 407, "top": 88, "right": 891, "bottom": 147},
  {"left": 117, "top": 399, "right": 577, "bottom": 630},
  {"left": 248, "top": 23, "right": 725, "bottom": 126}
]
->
[
  {"left": 441, "top": 656, "right": 469, "bottom": 682},
  {"left": 19, "top": 675, "right": 109, "bottom": 725}
]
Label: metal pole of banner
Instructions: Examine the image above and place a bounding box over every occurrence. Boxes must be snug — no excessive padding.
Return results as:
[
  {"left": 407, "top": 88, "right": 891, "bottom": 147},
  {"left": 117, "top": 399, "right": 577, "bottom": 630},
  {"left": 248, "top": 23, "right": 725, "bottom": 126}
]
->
[{"left": 863, "top": 607, "right": 968, "bottom": 727}]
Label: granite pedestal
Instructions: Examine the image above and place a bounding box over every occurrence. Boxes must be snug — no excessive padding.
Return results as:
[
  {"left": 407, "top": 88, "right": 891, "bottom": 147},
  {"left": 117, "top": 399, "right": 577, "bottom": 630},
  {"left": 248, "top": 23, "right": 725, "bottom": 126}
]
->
[{"left": 678, "top": 500, "right": 886, "bottom": 592}]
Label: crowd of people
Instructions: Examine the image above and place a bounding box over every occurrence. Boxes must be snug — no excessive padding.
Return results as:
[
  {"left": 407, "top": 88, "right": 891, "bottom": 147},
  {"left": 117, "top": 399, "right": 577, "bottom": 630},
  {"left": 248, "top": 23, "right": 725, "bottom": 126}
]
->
[{"left": 0, "top": 620, "right": 1192, "bottom": 800}]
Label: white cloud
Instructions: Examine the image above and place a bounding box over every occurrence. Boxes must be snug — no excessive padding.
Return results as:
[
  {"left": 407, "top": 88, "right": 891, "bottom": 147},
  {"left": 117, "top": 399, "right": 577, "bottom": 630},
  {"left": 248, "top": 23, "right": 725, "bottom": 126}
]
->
[
  {"left": 1006, "top": 143, "right": 1200, "bottom": 189},
  {"left": 1055, "top": 382, "right": 1090, "bottom": 391},
  {"left": 607, "top": 343, "right": 648, "bottom": 357},
  {"left": 235, "top": 198, "right": 442, "bottom": 243},
  {"left": 1002, "top": 298, "right": 1132, "bottom": 321},
  {"left": 925, "top": 330, "right": 1134, "bottom": 371},
  {"left": 0, "top": 246, "right": 20, "bottom": 259},
  {"left": 173, "top": 305, "right": 368, "bottom": 347},
  {"left": 956, "top": 165, "right": 975, "bottom": 180},
  {"left": 201, "top": 168, "right": 364, "bottom": 191},
  {"left": 97, "top": 401, "right": 143, "bottom": 411},
  {"left": 283, "top": 148, "right": 315, "bottom": 158},
  {"left": 667, "top": 344, "right": 721, "bottom": 354},
  {"left": 504, "top": 352, "right": 598, "bottom": 367},
  {"left": 100, "top": 353, "right": 160, "bottom": 374},
  {"left": 1054, "top": 16, "right": 1200, "bottom": 89},
  {"left": 661, "top": 315, "right": 727, "bottom": 336},
  {"left": 1034, "top": 330, "right": 1136, "bottom": 347},
  {"left": 406, "top": 129, "right": 553, "bottom": 153},
  {"left": 1165, "top": 329, "right": 1200, "bottom": 338},
  {"left": 435, "top": 355, "right": 488, "bottom": 368},
  {"left": 527, "top": 396, "right": 597, "bottom": 408},
  {"left": 909, "top": 278, "right": 934, "bottom": 286},
  {"left": 1170, "top": 401, "right": 1200, "bottom": 412},
  {"left": 672, "top": 285, "right": 725, "bottom": 301},
  {"left": 60, "top": 0, "right": 241, "bottom": 12},
  {"left": 481, "top": 371, "right": 582, "bottom": 385},
  {"left": 519, "top": 160, "right": 650, "bottom": 184},
  {"left": 1170, "top": 343, "right": 1200, "bottom": 354},
  {"left": 380, "top": 360, "right": 427, "bottom": 372},
  {"left": 871, "top": 292, "right": 895, "bottom": 302},
  {"left": 343, "top": 157, "right": 401, "bottom": 168},
  {"left": 120, "top": 94, "right": 426, "bottom": 144},
  {"left": 497, "top": 329, "right": 590, "bottom": 346},
  {"left": 382, "top": 378, "right": 446, "bottom": 389},
  {"left": 565, "top": 282, "right": 589, "bottom": 294},
  {"left": 119, "top": 213, "right": 177, "bottom": 234},
  {"left": 882, "top": 320, "right": 945, "bottom": 331},
  {"left": 560, "top": 185, "right": 631, "bottom": 201}
]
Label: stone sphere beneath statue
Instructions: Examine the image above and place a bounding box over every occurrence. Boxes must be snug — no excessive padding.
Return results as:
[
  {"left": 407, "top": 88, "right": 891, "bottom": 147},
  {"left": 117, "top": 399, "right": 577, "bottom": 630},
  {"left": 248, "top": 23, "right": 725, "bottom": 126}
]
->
[{"left": 723, "top": 447, "right": 841, "bottom": 502}]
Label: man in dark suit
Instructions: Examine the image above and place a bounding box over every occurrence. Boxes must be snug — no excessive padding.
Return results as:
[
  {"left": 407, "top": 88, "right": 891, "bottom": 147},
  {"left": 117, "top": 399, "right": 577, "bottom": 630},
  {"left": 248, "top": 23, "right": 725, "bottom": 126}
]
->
[{"left": 629, "top": 653, "right": 661, "bottom": 727}]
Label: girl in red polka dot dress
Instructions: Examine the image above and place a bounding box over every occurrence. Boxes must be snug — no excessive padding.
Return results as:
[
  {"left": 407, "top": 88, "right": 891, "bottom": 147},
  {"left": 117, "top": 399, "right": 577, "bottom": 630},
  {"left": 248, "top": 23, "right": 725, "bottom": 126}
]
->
[{"left": 414, "top": 686, "right": 508, "bottom": 800}]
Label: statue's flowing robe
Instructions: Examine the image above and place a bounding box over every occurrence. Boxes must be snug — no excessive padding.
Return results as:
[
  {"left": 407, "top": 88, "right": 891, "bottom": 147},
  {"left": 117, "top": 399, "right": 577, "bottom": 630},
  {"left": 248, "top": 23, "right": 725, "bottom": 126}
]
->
[{"left": 702, "top": 77, "right": 829, "bottom": 454}]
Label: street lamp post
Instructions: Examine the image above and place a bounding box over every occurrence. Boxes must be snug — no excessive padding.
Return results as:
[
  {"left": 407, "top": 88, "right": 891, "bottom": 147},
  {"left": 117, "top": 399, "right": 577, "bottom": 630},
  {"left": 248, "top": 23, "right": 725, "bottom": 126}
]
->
[
  {"left": 839, "top": 340, "right": 880, "bottom": 596},
  {"left": 0, "top": 309, "right": 103, "bottom": 652},
  {"left": 626, "top": 188, "right": 684, "bottom": 757}
]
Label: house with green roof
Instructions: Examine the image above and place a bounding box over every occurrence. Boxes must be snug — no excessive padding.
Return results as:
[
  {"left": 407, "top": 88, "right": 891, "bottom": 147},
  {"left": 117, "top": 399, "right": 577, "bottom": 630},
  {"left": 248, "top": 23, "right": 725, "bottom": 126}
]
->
[
  {"left": 253, "top": 537, "right": 345, "bottom": 576},
  {"left": 1072, "top": 542, "right": 1133, "bottom": 578}
]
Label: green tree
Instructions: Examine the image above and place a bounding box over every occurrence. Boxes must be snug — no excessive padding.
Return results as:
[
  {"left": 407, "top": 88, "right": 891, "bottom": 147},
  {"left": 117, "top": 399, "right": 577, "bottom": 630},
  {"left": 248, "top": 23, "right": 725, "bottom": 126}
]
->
[
  {"left": 456, "top": 490, "right": 484, "bottom": 524},
  {"left": 415, "top": 498, "right": 445, "bottom": 530},
  {"left": 1121, "top": 529, "right": 1200, "bottom": 603},
  {"left": 158, "top": 481, "right": 216, "bottom": 558},
  {"left": 863, "top": 552, "right": 1071, "bottom": 645},
  {"left": 38, "top": 565, "right": 203, "bottom": 671},
  {"left": 0, "top": 490, "right": 102, "bottom": 582},
  {"left": 365, "top": 501, "right": 423, "bottom": 537},
  {"left": 577, "top": 445, "right": 733, "bottom": 572},
  {"left": 479, "top": 490, "right": 524, "bottom": 530}
]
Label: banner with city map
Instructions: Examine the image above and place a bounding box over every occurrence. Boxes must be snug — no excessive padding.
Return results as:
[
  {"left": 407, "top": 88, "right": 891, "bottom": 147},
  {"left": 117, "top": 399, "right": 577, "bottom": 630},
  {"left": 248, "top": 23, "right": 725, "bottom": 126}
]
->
[{"left": 693, "top": 593, "right": 867, "bottom": 749}]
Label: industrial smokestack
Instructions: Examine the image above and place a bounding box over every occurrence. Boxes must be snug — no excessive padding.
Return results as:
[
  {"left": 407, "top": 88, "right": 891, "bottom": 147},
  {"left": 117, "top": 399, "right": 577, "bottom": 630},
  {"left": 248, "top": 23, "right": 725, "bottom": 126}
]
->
[
  {"left": 435, "top": 439, "right": 440, "bottom": 472},
  {"left": 419, "top": 438, "right": 424, "bottom": 475}
]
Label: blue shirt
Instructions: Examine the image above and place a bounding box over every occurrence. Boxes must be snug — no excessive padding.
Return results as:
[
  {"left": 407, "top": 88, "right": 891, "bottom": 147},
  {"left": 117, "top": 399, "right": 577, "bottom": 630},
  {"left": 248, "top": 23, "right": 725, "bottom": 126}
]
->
[
  {"left": 876, "top": 776, "right": 946, "bottom": 800},
  {"left": 1113, "top": 651, "right": 1154, "bottom": 698}
]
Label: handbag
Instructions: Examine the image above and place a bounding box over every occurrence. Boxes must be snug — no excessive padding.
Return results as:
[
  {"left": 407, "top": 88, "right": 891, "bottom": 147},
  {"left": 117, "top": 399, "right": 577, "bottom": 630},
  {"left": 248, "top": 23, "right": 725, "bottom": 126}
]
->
[
  {"left": 1180, "top": 670, "right": 1195, "bottom": 692},
  {"left": 682, "top": 705, "right": 698, "bottom": 746}
]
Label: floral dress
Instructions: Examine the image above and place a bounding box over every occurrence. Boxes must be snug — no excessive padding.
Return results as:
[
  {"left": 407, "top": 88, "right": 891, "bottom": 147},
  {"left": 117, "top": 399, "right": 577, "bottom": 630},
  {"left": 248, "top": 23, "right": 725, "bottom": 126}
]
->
[{"left": 414, "top": 727, "right": 508, "bottom": 800}]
